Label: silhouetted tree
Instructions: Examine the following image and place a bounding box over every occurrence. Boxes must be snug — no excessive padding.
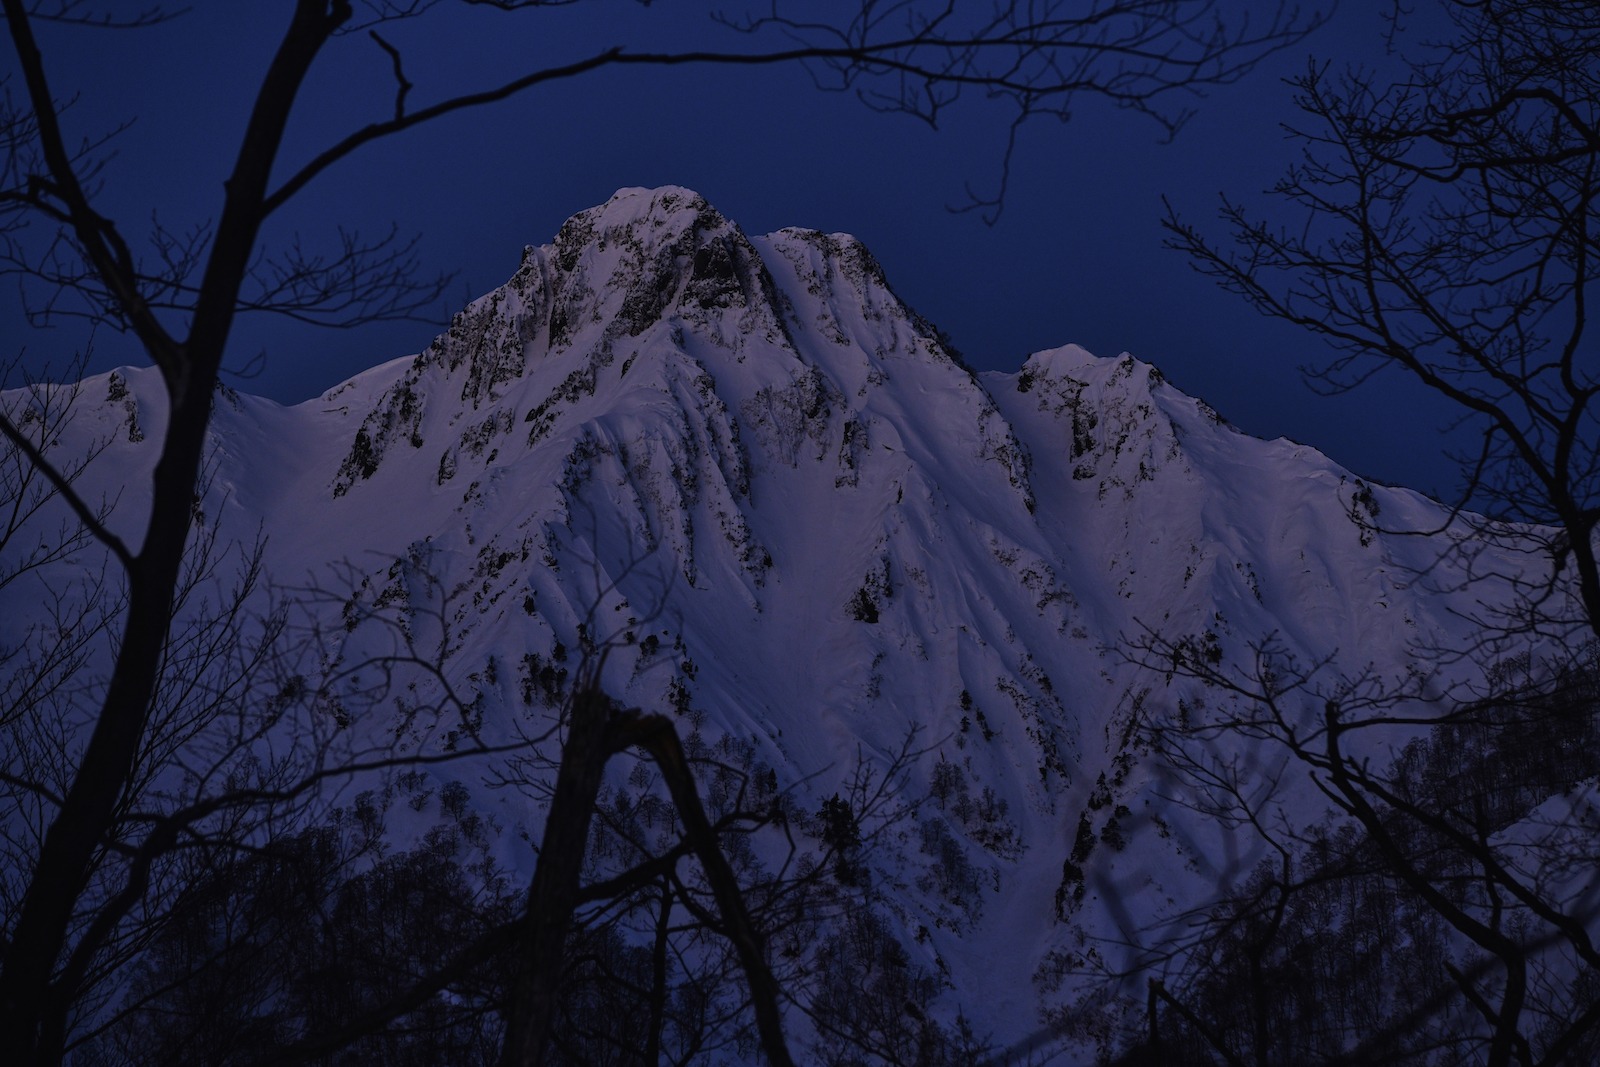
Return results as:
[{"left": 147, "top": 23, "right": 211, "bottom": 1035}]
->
[
  {"left": 1167, "top": 0, "right": 1600, "bottom": 650},
  {"left": 1106, "top": 636, "right": 1600, "bottom": 1065},
  {"left": 1114, "top": 3, "right": 1600, "bottom": 1061}
]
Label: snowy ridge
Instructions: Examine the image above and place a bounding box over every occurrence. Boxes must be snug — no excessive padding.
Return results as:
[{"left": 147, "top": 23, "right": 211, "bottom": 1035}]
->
[{"left": 13, "top": 187, "right": 1522, "bottom": 1053}]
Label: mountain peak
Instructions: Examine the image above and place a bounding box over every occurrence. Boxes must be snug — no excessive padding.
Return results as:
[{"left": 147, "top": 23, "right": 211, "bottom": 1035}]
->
[
  {"left": 543, "top": 185, "right": 783, "bottom": 343},
  {"left": 15, "top": 187, "right": 1533, "bottom": 1061},
  {"left": 551, "top": 187, "right": 730, "bottom": 273},
  {"left": 326, "top": 188, "right": 983, "bottom": 498},
  {"left": 573, "top": 185, "right": 726, "bottom": 234}
]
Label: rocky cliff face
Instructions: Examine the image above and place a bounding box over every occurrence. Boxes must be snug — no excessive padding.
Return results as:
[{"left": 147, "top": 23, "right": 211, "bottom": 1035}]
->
[{"left": 16, "top": 186, "right": 1523, "bottom": 1055}]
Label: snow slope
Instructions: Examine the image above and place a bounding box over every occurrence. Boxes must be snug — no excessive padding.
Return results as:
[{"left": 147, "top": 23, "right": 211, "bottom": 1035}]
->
[{"left": 6, "top": 187, "right": 1534, "bottom": 1056}]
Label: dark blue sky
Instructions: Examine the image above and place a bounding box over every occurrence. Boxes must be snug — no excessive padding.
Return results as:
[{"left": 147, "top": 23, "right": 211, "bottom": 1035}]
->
[{"left": 11, "top": 2, "right": 1466, "bottom": 495}]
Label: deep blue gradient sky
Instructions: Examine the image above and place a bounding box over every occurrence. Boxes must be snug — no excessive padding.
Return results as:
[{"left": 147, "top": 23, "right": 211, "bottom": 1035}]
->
[{"left": 10, "top": 2, "right": 1468, "bottom": 495}]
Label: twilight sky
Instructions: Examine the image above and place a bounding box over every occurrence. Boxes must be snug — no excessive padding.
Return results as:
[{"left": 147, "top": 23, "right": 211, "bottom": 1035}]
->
[{"left": 10, "top": 2, "right": 1467, "bottom": 495}]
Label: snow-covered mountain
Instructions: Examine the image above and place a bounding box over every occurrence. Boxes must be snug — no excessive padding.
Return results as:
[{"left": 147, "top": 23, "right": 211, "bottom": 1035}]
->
[{"left": 10, "top": 187, "right": 1531, "bottom": 1058}]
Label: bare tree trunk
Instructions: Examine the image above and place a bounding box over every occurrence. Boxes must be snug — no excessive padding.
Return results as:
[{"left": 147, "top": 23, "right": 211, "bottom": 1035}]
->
[
  {"left": 629, "top": 713, "right": 797, "bottom": 1067},
  {"left": 646, "top": 879, "right": 672, "bottom": 1065},
  {"left": 498, "top": 687, "right": 614, "bottom": 1066},
  {"left": 0, "top": 4, "right": 348, "bottom": 1059},
  {"left": 498, "top": 696, "right": 798, "bottom": 1067}
]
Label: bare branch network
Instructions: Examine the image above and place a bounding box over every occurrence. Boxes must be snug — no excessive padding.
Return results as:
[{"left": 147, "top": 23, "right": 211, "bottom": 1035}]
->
[
  {"left": 1167, "top": 0, "right": 1600, "bottom": 648},
  {"left": 1106, "top": 4, "right": 1600, "bottom": 1063}
]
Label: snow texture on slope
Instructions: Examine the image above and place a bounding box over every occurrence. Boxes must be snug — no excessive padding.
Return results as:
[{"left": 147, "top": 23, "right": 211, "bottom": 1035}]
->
[{"left": 7, "top": 186, "right": 1539, "bottom": 1053}]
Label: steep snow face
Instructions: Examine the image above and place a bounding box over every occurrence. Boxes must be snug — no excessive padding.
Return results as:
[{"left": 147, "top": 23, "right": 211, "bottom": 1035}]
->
[
  {"left": 291, "top": 185, "right": 1060, "bottom": 798},
  {"left": 7, "top": 187, "right": 1529, "bottom": 1051}
]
